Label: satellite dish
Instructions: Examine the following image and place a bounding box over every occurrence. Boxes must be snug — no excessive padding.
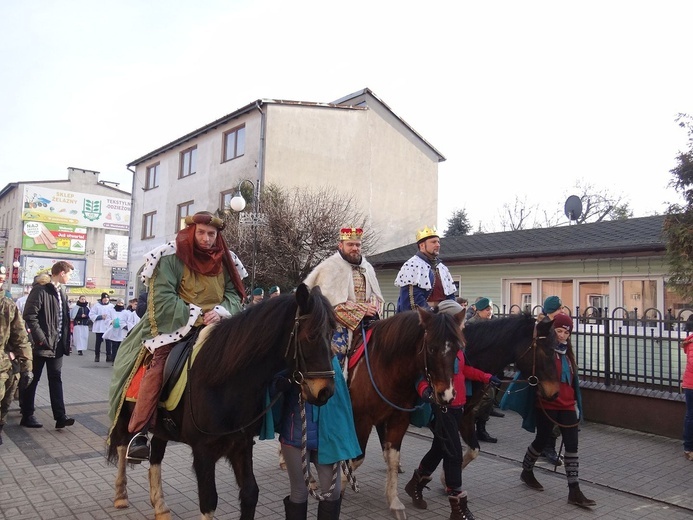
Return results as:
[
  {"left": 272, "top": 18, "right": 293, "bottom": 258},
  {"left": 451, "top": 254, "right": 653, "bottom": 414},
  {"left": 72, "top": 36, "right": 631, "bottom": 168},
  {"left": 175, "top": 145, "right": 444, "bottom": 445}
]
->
[{"left": 564, "top": 195, "right": 583, "bottom": 222}]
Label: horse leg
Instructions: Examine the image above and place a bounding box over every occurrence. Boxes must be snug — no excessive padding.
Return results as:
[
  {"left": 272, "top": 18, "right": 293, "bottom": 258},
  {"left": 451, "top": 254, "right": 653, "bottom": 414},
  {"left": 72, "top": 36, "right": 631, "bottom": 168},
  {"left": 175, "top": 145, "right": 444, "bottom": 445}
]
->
[
  {"left": 459, "top": 409, "right": 480, "bottom": 469},
  {"left": 148, "top": 436, "right": 171, "bottom": 520},
  {"left": 114, "top": 445, "right": 129, "bottom": 509},
  {"left": 227, "top": 439, "right": 259, "bottom": 520},
  {"left": 191, "top": 445, "right": 221, "bottom": 520},
  {"left": 382, "top": 414, "right": 410, "bottom": 520}
]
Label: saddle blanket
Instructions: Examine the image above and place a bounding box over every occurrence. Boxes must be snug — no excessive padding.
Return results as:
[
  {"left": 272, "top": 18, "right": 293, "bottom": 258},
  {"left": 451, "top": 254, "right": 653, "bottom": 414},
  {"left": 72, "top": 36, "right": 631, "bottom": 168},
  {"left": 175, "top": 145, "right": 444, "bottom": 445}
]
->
[{"left": 347, "top": 329, "right": 373, "bottom": 370}]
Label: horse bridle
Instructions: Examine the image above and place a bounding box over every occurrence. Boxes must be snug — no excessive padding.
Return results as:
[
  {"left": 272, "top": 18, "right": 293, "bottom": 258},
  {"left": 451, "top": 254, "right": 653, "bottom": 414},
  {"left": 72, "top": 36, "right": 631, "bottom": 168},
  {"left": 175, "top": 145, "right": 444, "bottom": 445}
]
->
[
  {"left": 187, "top": 310, "right": 334, "bottom": 436},
  {"left": 284, "top": 312, "right": 335, "bottom": 383}
]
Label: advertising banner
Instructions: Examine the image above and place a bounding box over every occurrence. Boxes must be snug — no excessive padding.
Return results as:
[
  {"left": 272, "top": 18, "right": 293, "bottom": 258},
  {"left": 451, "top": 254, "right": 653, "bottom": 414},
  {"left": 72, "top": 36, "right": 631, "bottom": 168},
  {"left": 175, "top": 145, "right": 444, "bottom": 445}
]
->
[
  {"left": 17, "top": 256, "right": 87, "bottom": 287},
  {"left": 111, "top": 267, "right": 128, "bottom": 287},
  {"left": 22, "top": 221, "right": 87, "bottom": 255},
  {"left": 21, "top": 185, "right": 131, "bottom": 231},
  {"left": 103, "top": 233, "right": 129, "bottom": 267}
]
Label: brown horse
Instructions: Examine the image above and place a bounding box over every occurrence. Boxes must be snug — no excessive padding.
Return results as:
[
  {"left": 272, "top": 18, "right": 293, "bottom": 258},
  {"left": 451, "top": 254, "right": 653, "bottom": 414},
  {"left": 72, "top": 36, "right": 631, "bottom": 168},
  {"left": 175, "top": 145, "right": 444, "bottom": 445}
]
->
[
  {"left": 458, "top": 313, "right": 561, "bottom": 467},
  {"left": 107, "top": 284, "right": 336, "bottom": 520},
  {"left": 347, "top": 307, "right": 463, "bottom": 520}
]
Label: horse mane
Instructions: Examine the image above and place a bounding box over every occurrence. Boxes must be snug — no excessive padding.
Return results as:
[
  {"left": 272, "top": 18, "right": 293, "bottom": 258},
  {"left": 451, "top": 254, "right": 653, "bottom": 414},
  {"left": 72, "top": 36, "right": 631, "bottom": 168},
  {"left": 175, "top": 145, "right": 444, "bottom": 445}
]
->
[
  {"left": 463, "top": 312, "right": 536, "bottom": 356},
  {"left": 370, "top": 310, "right": 462, "bottom": 364},
  {"left": 193, "top": 294, "right": 299, "bottom": 387}
]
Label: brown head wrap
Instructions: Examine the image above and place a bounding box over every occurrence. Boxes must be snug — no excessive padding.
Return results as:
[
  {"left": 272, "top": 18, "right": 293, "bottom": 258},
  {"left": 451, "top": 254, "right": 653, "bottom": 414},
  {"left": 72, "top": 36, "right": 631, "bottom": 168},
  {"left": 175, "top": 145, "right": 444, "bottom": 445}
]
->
[{"left": 175, "top": 212, "right": 246, "bottom": 299}]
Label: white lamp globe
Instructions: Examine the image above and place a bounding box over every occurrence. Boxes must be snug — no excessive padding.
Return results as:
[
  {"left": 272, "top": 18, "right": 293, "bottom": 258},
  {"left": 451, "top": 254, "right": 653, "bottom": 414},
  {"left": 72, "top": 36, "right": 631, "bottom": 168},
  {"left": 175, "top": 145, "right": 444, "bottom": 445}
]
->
[{"left": 229, "top": 193, "right": 247, "bottom": 212}]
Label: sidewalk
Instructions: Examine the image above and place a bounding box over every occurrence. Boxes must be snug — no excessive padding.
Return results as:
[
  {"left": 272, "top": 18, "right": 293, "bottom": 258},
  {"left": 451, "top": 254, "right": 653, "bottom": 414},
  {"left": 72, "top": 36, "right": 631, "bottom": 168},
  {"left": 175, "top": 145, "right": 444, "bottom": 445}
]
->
[{"left": 0, "top": 350, "right": 691, "bottom": 519}]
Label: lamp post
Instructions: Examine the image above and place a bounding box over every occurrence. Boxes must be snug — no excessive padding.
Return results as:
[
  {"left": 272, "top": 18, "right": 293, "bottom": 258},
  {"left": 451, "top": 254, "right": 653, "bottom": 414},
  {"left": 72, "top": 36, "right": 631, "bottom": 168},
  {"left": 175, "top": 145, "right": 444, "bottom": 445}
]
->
[
  {"left": 12, "top": 260, "right": 22, "bottom": 300},
  {"left": 229, "top": 179, "right": 266, "bottom": 295}
]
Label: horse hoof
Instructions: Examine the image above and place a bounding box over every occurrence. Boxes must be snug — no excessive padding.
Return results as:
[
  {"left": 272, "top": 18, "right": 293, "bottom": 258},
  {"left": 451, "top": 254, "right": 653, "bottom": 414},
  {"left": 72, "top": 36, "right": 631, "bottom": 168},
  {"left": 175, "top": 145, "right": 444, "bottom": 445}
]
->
[
  {"left": 114, "top": 498, "right": 129, "bottom": 509},
  {"left": 390, "top": 507, "right": 407, "bottom": 520},
  {"left": 154, "top": 512, "right": 172, "bottom": 520}
]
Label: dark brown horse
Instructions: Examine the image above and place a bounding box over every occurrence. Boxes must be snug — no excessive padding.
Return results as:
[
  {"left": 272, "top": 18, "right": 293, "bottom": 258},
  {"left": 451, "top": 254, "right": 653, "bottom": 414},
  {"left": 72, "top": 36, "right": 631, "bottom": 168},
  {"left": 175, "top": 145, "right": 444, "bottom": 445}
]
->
[
  {"left": 107, "top": 284, "right": 336, "bottom": 520},
  {"left": 347, "top": 308, "right": 463, "bottom": 520},
  {"left": 458, "top": 313, "right": 561, "bottom": 467}
]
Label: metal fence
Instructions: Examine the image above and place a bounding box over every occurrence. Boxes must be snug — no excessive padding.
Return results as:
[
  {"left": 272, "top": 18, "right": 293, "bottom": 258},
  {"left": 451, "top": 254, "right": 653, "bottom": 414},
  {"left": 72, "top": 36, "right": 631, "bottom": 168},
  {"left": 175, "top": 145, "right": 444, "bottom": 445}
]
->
[{"left": 382, "top": 302, "right": 693, "bottom": 400}]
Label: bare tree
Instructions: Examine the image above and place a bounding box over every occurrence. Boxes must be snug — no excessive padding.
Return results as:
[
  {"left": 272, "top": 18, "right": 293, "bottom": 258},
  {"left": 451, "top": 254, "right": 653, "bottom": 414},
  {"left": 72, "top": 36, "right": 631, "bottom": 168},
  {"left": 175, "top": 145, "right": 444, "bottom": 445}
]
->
[
  {"left": 498, "top": 196, "right": 537, "bottom": 231},
  {"left": 572, "top": 180, "right": 632, "bottom": 223},
  {"left": 220, "top": 183, "right": 372, "bottom": 293}
]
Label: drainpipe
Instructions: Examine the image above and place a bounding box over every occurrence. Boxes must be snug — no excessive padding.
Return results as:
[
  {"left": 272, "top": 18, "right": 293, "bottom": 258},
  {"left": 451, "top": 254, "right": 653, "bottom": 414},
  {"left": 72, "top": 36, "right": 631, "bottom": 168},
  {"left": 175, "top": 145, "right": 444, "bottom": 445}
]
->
[
  {"left": 255, "top": 100, "right": 266, "bottom": 206},
  {"left": 126, "top": 166, "right": 138, "bottom": 298}
]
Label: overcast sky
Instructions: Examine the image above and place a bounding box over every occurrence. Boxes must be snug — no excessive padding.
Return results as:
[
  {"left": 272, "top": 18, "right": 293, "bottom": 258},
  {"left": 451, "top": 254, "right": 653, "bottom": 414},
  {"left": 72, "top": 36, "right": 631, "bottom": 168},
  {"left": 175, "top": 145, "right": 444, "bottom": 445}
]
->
[{"left": 1, "top": 0, "right": 691, "bottom": 233}]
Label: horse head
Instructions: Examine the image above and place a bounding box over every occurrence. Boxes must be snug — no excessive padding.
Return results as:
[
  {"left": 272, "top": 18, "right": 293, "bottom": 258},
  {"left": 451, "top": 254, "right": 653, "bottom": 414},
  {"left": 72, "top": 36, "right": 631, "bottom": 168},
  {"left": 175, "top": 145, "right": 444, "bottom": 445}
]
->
[
  {"left": 515, "top": 317, "right": 561, "bottom": 401},
  {"left": 417, "top": 307, "right": 463, "bottom": 405},
  {"left": 290, "top": 284, "right": 336, "bottom": 406}
]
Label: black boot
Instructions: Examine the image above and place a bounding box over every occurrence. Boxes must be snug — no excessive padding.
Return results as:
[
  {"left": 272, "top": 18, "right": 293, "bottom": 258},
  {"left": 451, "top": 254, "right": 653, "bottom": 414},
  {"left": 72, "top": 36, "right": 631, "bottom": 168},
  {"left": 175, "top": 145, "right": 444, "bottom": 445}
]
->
[
  {"left": 317, "top": 497, "right": 341, "bottom": 519},
  {"left": 283, "top": 496, "right": 307, "bottom": 520},
  {"left": 541, "top": 446, "right": 563, "bottom": 466},
  {"left": 448, "top": 492, "right": 474, "bottom": 520},
  {"left": 476, "top": 420, "right": 497, "bottom": 443},
  {"left": 568, "top": 485, "right": 596, "bottom": 507},
  {"left": 404, "top": 469, "right": 432, "bottom": 509},
  {"left": 520, "top": 469, "right": 544, "bottom": 490},
  {"left": 126, "top": 433, "right": 150, "bottom": 462}
]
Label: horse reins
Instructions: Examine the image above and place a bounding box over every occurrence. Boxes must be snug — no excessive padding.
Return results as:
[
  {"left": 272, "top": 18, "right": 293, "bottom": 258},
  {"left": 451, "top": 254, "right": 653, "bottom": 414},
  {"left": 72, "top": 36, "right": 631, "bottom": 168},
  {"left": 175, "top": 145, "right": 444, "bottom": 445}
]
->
[{"left": 362, "top": 322, "right": 432, "bottom": 413}]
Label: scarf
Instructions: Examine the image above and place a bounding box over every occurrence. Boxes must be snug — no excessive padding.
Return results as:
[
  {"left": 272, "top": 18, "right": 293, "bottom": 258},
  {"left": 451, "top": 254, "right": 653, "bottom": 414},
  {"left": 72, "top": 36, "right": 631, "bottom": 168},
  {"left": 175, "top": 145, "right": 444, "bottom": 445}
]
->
[
  {"left": 114, "top": 304, "right": 125, "bottom": 312},
  {"left": 554, "top": 343, "right": 572, "bottom": 384}
]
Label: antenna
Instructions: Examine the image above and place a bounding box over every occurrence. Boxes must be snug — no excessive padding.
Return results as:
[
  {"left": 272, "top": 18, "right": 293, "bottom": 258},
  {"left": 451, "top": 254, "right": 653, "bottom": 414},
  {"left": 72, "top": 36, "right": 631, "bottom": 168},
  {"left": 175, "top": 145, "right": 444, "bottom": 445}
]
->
[{"left": 564, "top": 195, "right": 582, "bottom": 223}]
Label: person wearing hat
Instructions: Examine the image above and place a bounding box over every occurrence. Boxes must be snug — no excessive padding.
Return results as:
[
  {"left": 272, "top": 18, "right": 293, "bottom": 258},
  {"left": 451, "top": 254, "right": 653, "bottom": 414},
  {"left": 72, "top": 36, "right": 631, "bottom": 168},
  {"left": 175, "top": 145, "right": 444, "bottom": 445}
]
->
[
  {"left": 0, "top": 267, "right": 33, "bottom": 443},
  {"left": 283, "top": 226, "right": 378, "bottom": 517},
  {"left": 538, "top": 295, "right": 567, "bottom": 465},
  {"left": 70, "top": 295, "right": 91, "bottom": 355},
  {"left": 465, "top": 297, "right": 503, "bottom": 443},
  {"left": 405, "top": 298, "right": 501, "bottom": 520},
  {"left": 249, "top": 287, "right": 264, "bottom": 305},
  {"left": 108, "top": 210, "right": 246, "bottom": 462},
  {"left": 395, "top": 226, "right": 457, "bottom": 313},
  {"left": 268, "top": 286, "right": 281, "bottom": 298},
  {"left": 89, "top": 292, "right": 115, "bottom": 362},
  {"left": 503, "top": 312, "right": 596, "bottom": 508}
]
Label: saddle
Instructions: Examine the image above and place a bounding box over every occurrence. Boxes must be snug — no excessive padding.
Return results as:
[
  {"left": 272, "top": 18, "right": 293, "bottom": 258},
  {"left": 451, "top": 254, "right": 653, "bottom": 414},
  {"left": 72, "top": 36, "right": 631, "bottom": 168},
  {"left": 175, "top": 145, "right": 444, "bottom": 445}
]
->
[{"left": 160, "top": 328, "right": 200, "bottom": 402}]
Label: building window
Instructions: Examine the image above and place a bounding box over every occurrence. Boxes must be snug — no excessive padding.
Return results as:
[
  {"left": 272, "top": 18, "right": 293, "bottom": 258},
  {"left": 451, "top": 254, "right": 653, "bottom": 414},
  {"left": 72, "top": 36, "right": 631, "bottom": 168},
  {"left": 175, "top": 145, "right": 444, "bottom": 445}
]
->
[
  {"left": 578, "top": 281, "right": 609, "bottom": 321},
  {"left": 223, "top": 125, "right": 245, "bottom": 162},
  {"left": 180, "top": 146, "right": 197, "bottom": 178},
  {"left": 142, "top": 211, "right": 156, "bottom": 239},
  {"left": 145, "top": 163, "right": 160, "bottom": 189},
  {"left": 509, "top": 281, "right": 534, "bottom": 314},
  {"left": 220, "top": 189, "right": 234, "bottom": 212},
  {"left": 177, "top": 201, "right": 194, "bottom": 232}
]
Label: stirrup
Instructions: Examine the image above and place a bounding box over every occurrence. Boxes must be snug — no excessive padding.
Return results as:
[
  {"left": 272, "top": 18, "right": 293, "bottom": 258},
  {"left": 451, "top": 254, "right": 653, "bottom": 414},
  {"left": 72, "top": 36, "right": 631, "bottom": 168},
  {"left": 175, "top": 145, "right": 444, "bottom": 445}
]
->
[{"left": 126, "top": 432, "right": 150, "bottom": 463}]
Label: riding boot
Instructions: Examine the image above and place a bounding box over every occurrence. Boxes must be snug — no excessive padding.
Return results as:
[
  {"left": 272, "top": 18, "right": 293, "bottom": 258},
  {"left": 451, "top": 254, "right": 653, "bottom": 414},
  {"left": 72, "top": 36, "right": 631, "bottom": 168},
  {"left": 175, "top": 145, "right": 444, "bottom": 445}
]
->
[
  {"left": 476, "top": 419, "right": 497, "bottom": 443},
  {"left": 564, "top": 453, "right": 596, "bottom": 507},
  {"left": 520, "top": 446, "right": 543, "bottom": 490},
  {"left": 317, "top": 497, "right": 342, "bottom": 520},
  {"left": 404, "top": 468, "right": 432, "bottom": 509},
  {"left": 283, "top": 496, "right": 308, "bottom": 520},
  {"left": 448, "top": 491, "right": 474, "bottom": 520}
]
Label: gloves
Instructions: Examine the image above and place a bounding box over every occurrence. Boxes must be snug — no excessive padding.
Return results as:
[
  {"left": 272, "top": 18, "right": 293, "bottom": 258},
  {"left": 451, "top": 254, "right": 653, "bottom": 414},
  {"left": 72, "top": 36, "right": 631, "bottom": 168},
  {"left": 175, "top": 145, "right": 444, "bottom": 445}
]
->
[
  {"left": 273, "top": 376, "right": 293, "bottom": 394},
  {"left": 19, "top": 371, "right": 34, "bottom": 391},
  {"left": 421, "top": 386, "right": 435, "bottom": 402},
  {"left": 489, "top": 375, "right": 502, "bottom": 388}
]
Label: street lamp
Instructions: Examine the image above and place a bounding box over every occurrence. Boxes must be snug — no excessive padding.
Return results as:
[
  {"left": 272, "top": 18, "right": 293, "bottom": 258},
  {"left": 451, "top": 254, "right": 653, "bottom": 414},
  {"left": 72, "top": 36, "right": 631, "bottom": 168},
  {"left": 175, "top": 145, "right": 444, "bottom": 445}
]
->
[{"left": 229, "top": 179, "right": 265, "bottom": 295}]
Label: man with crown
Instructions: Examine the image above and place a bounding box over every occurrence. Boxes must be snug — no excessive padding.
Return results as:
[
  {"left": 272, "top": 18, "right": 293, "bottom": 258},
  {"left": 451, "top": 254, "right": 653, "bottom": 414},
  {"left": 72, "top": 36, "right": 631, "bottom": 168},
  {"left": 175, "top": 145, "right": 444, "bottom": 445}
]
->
[
  {"left": 304, "top": 226, "right": 383, "bottom": 366},
  {"left": 395, "top": 226, "right": 457, "bottom": 312}
]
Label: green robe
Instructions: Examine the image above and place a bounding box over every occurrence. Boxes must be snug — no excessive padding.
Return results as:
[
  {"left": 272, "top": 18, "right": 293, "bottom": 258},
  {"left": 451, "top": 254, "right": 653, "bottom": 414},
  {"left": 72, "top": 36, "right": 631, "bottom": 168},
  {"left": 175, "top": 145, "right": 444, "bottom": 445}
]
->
[{"left": 107, "top": 254, "right": 242, "bottom": 425}]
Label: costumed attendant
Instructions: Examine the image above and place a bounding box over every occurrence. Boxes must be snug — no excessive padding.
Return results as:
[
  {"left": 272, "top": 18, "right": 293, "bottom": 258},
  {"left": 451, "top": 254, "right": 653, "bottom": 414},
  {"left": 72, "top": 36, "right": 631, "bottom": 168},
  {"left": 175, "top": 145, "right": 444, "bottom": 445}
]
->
[
  {"left": 89, "top": 293, "right": 115, "bottom": 362},
  {"left": 102, "top": 299, "right": 129, "bottom": 365},
  {"left": 107, "top": 211, "right": 245, "bottom": 462},
  {"left": 395, "top": 226, "right": 456, "bottom": 312},
  {"left": 501, "top": 313, "right": 596, "bottom": 508},
  {"left": 70, "top": 296, "right": 90, "bottom": 356},
  {"left": 405, "top": 299, "right": 501, "bottom": 520}
]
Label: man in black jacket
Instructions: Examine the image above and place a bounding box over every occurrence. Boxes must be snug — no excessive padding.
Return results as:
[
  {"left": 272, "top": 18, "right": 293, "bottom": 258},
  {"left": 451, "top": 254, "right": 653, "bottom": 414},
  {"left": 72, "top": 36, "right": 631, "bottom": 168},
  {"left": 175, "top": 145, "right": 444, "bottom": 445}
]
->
[{"left": 20, "top": 261, "right": 75, "bottom": 429}]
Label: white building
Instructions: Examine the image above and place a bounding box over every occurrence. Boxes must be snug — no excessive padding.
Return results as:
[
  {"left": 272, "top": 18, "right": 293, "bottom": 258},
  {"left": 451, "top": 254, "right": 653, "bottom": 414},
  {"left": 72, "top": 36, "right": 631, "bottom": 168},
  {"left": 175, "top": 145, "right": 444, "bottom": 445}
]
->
[
  {"left": 0, "top": 167, "right": 131, "bottom": 301},
  {"left": 126, "top": 88, "right": 445, "bottom": 296}
]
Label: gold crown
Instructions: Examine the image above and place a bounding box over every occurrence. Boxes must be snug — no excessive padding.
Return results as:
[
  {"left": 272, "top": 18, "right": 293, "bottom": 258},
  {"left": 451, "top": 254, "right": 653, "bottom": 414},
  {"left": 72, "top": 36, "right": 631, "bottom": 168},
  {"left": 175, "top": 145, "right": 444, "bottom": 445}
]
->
[
  {"left": 339, "top": 227, "right": 363, "bottom": 241},
  {"left": 416, "top": 226, "right": 438, "bottom": 242}
]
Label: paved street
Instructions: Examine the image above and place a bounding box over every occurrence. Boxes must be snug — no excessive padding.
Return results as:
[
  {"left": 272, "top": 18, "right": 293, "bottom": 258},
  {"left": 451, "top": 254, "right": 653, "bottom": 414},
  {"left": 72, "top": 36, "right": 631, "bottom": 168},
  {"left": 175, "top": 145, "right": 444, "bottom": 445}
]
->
[{"left": 0, "top": 350, "right": 691, "bottom": 519}]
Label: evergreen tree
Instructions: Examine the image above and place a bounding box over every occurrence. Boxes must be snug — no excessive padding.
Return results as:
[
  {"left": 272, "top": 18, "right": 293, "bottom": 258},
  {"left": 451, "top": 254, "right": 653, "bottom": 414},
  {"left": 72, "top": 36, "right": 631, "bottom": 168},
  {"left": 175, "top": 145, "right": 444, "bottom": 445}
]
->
[{"left": 445, "top": 208, "right": 471, "bottom": 237}]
